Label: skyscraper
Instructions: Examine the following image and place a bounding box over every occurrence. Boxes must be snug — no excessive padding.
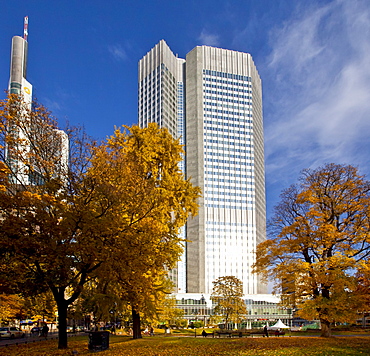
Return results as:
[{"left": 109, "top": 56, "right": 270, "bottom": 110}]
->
[
  {"left": 7, "top": 17, "right": 33, "bottom": 185},
  {"left": 9, "top": 17, "right": 32, "bottom": 104},
  {"left": 138, "top": 41, "right": 187, "bottom": 291},
  {"left": 6, "top": 17, "right": 69, "bottom": 186},
  {"left": 138, "top": 40, "right": 266, "bottom": 295}
]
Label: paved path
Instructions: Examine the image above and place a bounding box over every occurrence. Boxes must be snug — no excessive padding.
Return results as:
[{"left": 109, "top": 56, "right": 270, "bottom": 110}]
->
[{"left": 0, "top": 332, "right": 80, "bottom": 348}]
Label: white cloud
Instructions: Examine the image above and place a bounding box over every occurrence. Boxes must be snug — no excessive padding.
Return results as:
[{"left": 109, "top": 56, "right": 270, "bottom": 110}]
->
[
  {"left": 42, "top": 98, "right": 61, "bottom": 112},
  {"left": 268, "top": 6, "right": 327, "bottom": 72},
  {"left": 108, "top": 44, "right": 128, "bottom": 61},
  {"left": 264, "top": 0, "right": 370, "bottom": 189},
  {"left": 198, "top": 29, "right": 220, "bottom": 47}
]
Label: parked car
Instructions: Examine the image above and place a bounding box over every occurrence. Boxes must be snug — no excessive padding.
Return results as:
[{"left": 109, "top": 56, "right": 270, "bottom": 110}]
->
[
  {"left": 31, "top": 326, "right": 42, "bottom": 334},
  {"left": 0, "top": 326, "right": 25, "bottom": 339}
]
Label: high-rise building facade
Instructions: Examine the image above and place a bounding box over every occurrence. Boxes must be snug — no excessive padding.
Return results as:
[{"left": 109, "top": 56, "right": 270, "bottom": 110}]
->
[
  {"left": 9, "top": 35, "right": 33, "bottom": 102},
  {"left": 7, "top": 23, "right": 34, "bottom": 185},
  {"left": 6, "top": 18, "right": 69, "bottom": 186},
  {"left": 138, "top": 40, "right": 266, "bottom": 295},
  {"left": 138, "top": 41, "right": 187, "bottom": 292}
]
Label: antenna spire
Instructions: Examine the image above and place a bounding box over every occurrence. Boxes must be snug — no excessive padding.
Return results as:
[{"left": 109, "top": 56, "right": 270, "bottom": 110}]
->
[{"left": 23, "top": 16, "right": 28, "bottom": 41}]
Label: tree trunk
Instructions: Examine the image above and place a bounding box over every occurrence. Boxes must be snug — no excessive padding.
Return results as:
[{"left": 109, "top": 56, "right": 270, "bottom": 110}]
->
[
  {"left": 224, "top": 315, "right": 229, "bottom": 330},
  {"left": 320, "top": 288, "right": 332, "bottom": 338},
  {"left": 132, "top": 307, "right": 142, "bottom": 339},
  {"left": 56, "top": 298, "right": 68, "bottom": 349},
  {"left": 320, "top": 319, "right": 332, "bottom": 337}
]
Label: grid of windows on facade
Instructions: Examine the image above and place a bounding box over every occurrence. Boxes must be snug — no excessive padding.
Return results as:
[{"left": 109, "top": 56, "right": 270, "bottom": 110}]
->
[
  {"left": 177, "top": 306, "right": 213, "bottom": 318},
  {"left": 139, "top": 64, "right": 178, "bottom": 137},
  {"left": 204, "top": 220, "right": 256, "bottom": 275},
  {"left": 205, "top": 221, "right": 254, "bottom": 236},
  {"left": 175, "top": 298, "right": 211, "bottom": 318},
  {"left": 177, "top": 298, "right": 206, "bottom": 305},
  {"left": 245, "top": 299, "right": 292, "bottom": 316},
  {"left": 139, "top": 67, "right": 160, "bottom": 127},
  {"left": 175, "top": 82, "right": 186, "bottom": 293},
  {"left": 161, "top": 64, "right": 178, "bottom": 136},
  {"left": 177, "top": 82, "right": 184, "bottom": 141},
  {"left": 174, "top": 296, "right": 293, "bottom": 327},
  {"left": 202, "top": 69, "right": 255, "bottom": 211}
]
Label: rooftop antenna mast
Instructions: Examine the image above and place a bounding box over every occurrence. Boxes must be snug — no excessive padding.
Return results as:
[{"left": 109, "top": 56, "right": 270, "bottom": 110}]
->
[{"left": 23, "top": 16, "right": 28, "bottom": 41}]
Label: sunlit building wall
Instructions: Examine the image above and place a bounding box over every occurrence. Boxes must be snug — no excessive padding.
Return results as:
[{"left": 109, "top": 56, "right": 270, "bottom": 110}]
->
[
  {"left": 185, "top": 46, "right": 266, "bottom": 295},
  {"left": 7, "top": 35, "right": 33, "bottom": 185},
  {"left": 138, "top": 41, "right": 266, "bottom": 295},
  {"left": 138, "top": 41, "right": 187, "bottom": 292},
  {"left": 7, "top": 29, "right": 69, "bottom": 187}
]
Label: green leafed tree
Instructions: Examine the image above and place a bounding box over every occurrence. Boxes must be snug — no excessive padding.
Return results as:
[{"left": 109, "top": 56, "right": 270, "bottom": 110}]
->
[
  {"left": 253, "top": 163, "right": 370, "bottom": 337},
  {"left": 210, "top": 276, "right": 247, "bottom": 330}
]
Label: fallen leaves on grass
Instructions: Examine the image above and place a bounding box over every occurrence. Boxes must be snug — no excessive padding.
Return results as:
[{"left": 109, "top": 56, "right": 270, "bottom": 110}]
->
[{"left": 0, "top": 335, "right": 369, "bottom": 356}]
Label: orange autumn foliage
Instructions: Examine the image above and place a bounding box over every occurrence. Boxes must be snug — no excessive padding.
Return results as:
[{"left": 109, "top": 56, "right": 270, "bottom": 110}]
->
[{"left": 253, "top": 163, "right": 370, "bottom": 337}]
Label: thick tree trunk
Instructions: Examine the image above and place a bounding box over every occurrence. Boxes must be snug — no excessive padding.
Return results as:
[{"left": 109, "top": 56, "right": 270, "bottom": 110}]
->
[
  {"left": 320, "top": 288, "right": 332, "bottom": 338},
  {"left": 48, "top": 271, "right": 87, "bottom": 349},
  {"left": 320, "top": 319, "right": 332, "bottom": 337},
  {"left": 132, "top": 307, "right": 142, "bottom": 339},
  {"left": 56, "top": 298, "right": 68, "bottom": 349}
]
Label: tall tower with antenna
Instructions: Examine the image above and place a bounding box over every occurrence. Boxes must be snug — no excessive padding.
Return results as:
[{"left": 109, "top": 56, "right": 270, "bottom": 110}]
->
[
  {"left": 6, "top": 17, "right": 32, "bottom": 185},
  {"left": 9, "top": 16, "right": 32, "bottom": 106},
  {"left": 6, "top": 17, "right": 69, "bottom": 187}
]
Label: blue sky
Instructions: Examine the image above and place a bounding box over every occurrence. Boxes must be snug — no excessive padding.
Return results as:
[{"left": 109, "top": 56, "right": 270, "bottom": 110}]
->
[{"left": 2, "top": 0, "right": 370, "bottom": 219}]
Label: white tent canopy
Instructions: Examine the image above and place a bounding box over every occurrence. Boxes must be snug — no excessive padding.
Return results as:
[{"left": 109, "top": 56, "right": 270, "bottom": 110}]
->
[{"left": 268, "top": 319, "right": 290, "bottom": 330}]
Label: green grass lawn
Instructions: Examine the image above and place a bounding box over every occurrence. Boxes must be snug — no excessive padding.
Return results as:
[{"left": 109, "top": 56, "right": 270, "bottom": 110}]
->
[{"left": 1, "top": 334, "right": 369, "bottom": 356}]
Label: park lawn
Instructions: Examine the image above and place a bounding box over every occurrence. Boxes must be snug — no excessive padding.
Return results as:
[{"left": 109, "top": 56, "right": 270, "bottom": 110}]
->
[{"left": 0, "top": 335, "right": 369, "bottom": 356}]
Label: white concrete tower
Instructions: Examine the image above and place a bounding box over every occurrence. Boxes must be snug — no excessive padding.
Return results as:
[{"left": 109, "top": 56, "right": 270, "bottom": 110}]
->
[
  {"left": 138, "top": 40, "right": 187, "bottom": 292},
  {"left": 7, "top": 17, "right": 69, "bottom": 187},
  {"left": 9, "top": 17, "right": 32, "bottom": 104},
  {"left": 185, "top": 46, "right": 266, "bottom": 295},
  {"left": 7, "top": 17, "right": 33, "bottom": 185},
  {"left": 138, "top": 42, "right": 267, "bottom": 295}
]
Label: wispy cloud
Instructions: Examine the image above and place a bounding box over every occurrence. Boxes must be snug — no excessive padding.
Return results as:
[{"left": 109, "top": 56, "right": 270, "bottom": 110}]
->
[
  {"left": 264, "top": 0, "right": 370, "bottom": 190},
  {"left": 108, "top": 44, "right": 128, "bottom": 61},
  {"left": 42, "top": 98, "right": 61, "bottom": 112},
  {"left": 198, "top": 29, "right": 220, "bottom": 47}
]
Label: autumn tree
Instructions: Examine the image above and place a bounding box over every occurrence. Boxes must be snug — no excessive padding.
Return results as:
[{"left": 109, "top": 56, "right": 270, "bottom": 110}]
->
[
  {"left": 253, "top": 163, "right": 370, "bottom": 337},
  {"left": 356, "top": 263, "right": 370, "bottom": 298},
  {"left": 88, "top": 124, "right": 200, "bottom": 338},
  {"left": 0, "top": 294, "right": 23, "bottom": 324},
  {"left": 355, "top": 262, "right": 370, "bottom": 326},
  {"left": 70, "top": 279, "right": 125, "bottom": 327},
  {"left": 0, "top": 95, "right": 200, "bottom": 347},
  {"left": 157, "top": 295, "right": 184, "bottom": 328},
  {"left": 22, "top": 291, "right": 57, "bottom": 323},
  {"left": 211, "top": 276, "right": 247, "bottom": 330},
  {"left": 0, "top": 94, "right": 113, "bottom": 348}
]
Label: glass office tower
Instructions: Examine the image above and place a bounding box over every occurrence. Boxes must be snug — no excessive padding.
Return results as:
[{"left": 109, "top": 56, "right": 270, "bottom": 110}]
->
[{"left": 138, "top": 41, "right": 266, "bottom": 295}]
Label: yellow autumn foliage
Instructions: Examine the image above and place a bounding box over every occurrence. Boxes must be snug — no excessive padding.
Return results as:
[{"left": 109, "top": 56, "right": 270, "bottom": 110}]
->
[
  {"left": 0, "top": 94, "right": 200, "bottom": 348},
  {"left": 253, "top": 163, "right": 370, "bottom": 337}
]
